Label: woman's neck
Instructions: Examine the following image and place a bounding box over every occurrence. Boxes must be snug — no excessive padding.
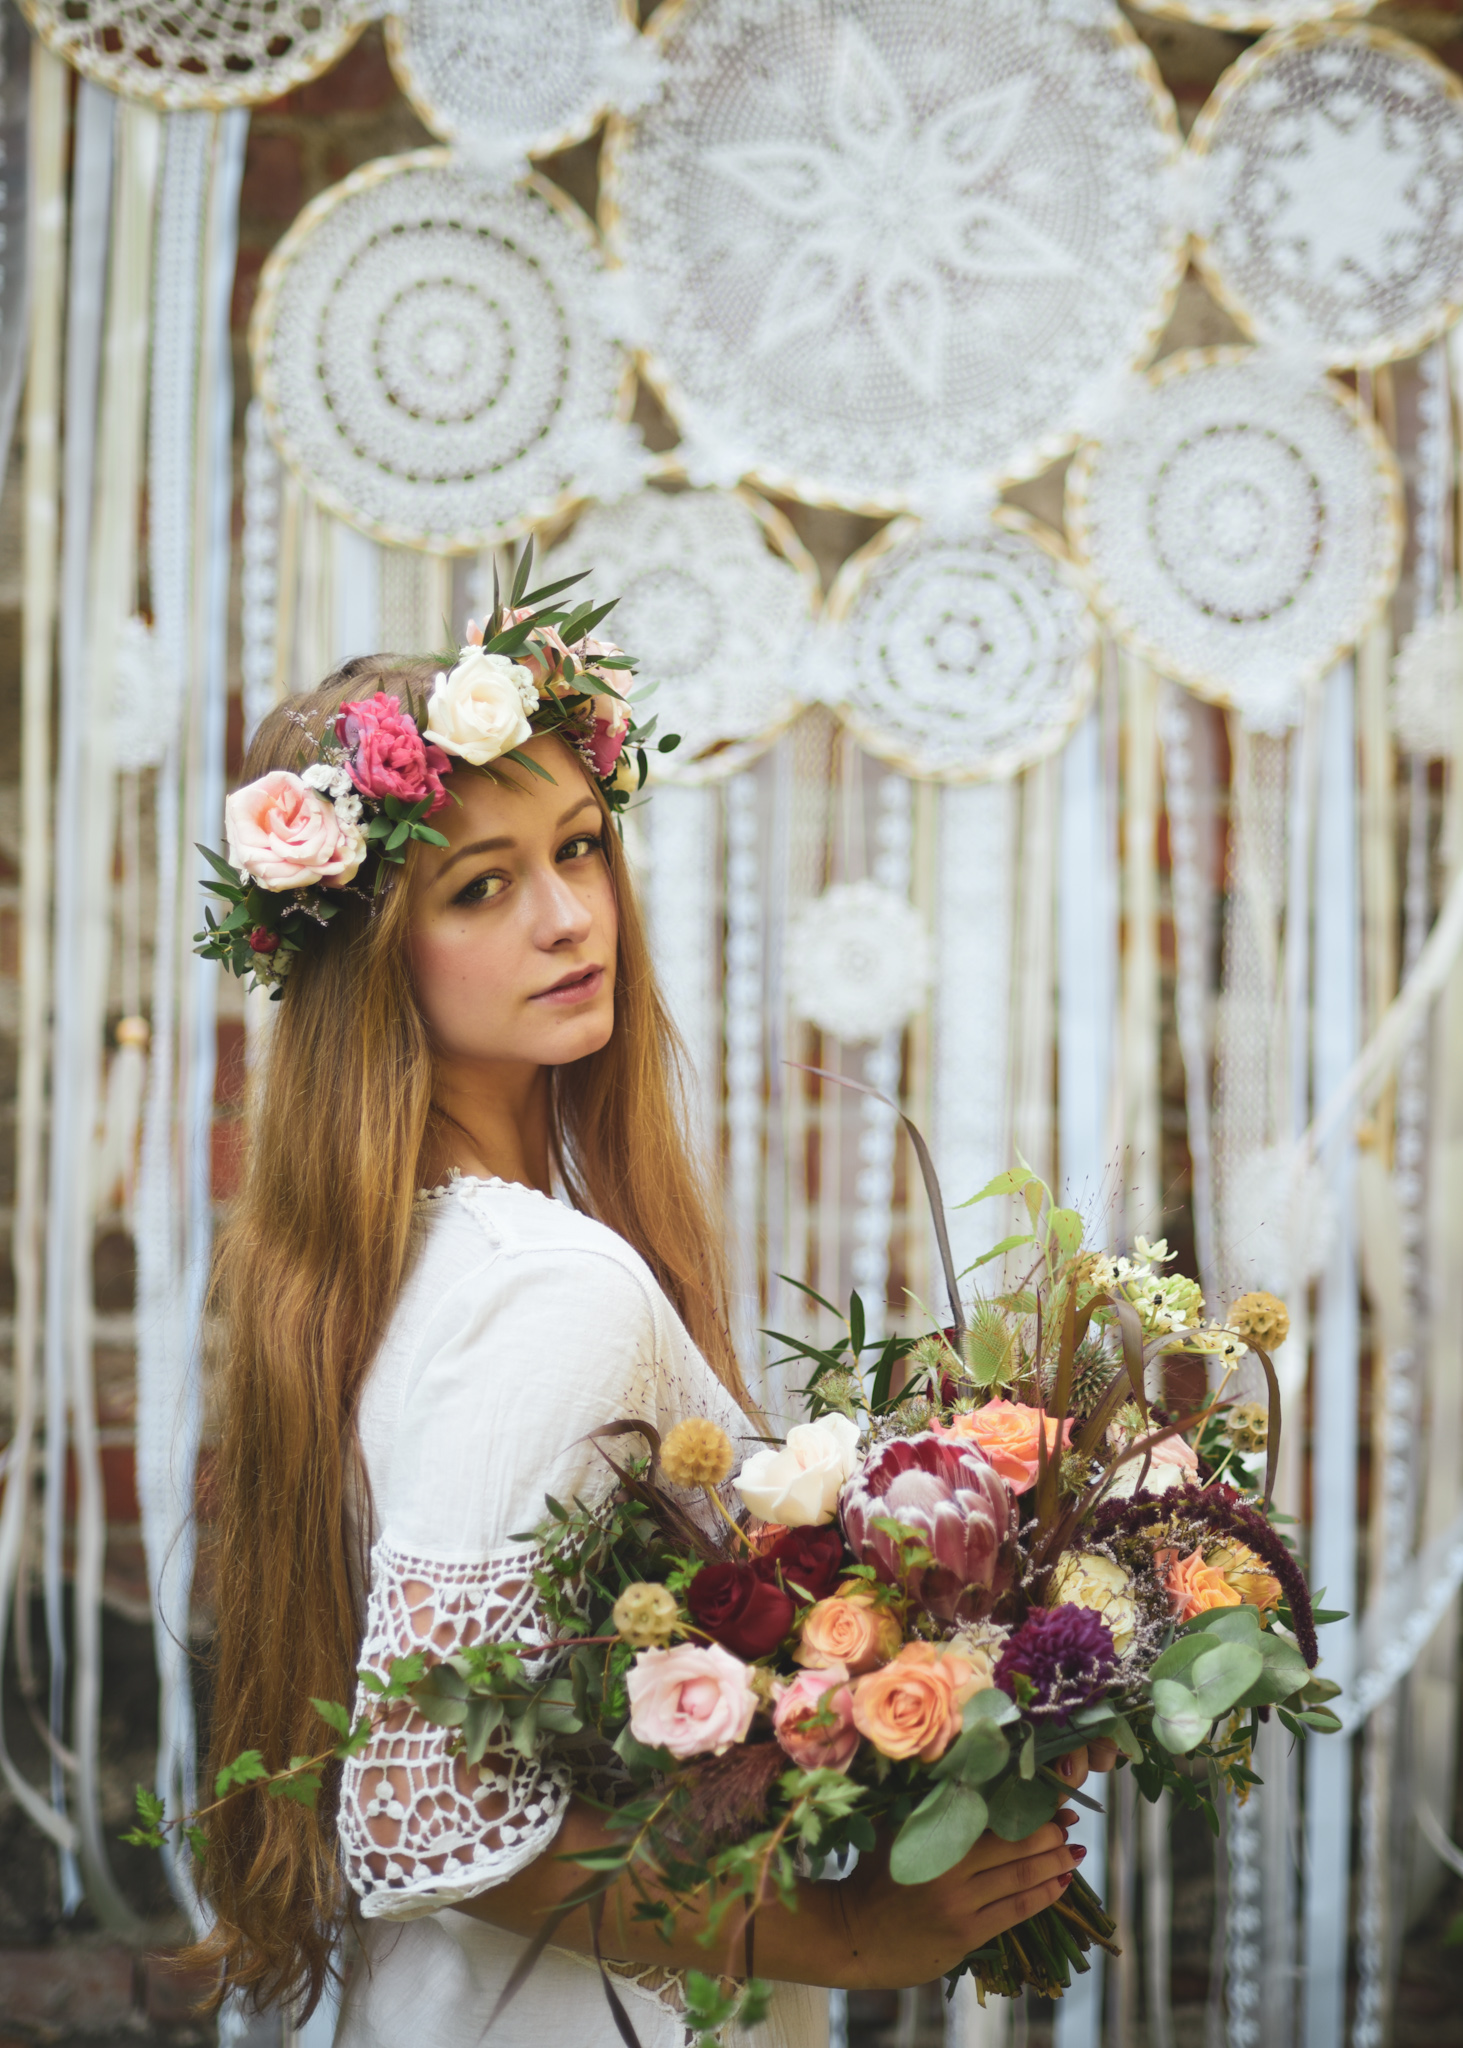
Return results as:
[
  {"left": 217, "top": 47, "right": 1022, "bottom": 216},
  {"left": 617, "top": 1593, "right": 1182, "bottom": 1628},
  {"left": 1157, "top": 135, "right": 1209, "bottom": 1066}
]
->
[{"left": 425, "top": 1060, "right": 554, "bottom": 1194}]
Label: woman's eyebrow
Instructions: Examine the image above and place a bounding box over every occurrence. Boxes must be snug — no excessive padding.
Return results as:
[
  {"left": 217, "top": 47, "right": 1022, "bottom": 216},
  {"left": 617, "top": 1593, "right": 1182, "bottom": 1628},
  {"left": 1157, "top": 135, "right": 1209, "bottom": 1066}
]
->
[{"left": 434, "top": 796, "right": 600, "bottom": 879}]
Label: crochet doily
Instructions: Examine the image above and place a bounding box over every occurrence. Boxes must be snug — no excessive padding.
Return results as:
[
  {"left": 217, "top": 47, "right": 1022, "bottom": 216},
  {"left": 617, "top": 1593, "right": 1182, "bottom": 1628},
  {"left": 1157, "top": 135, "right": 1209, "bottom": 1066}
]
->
[
  {"left": 251, "top": 154, "right": 642, "bottom": 551},
  {"left": 1391, "top": 610, "right": 1462, "bottom": 757},
  {"left": 602, "top": 0, "right": 1183, "bottom": 515},
  {"left": 784, "top": 880, "right": 932, "bottom": 1044},
  {"left": 541, "top": 488, "right": 817, "bottom": 782},
  {"left": 1189, "top": 24, "right": 1463, "bottom": 369},
  {"left": 386, "top": 0, "right": 660, "bottom": 177},
  {"left": 18, "top": 0, "right": 367, "bottom": 109},
  {"left": 1138, "top": 3, "right": 1374, "bottom": 25},
  {"left": 1067, "top": 348, "right": 1402, "bottom": 732},
  {"left": 826, "top": 514, "right": 1097, "bottom": 781}
]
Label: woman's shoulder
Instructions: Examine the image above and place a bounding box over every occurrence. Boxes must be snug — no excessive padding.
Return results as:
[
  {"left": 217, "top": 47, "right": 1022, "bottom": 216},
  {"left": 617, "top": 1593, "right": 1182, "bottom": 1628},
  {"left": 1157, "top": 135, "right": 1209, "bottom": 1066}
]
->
[{"left": 413, "top": 1172, "right": 663, "bottom": 1301}]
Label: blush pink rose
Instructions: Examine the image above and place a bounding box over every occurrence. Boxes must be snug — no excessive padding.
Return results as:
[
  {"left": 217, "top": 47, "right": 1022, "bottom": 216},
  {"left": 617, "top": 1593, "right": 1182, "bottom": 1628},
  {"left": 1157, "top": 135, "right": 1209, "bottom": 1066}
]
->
[
  {"left": 773, "top": 1665, "right": 859, "bottom": 1772},
  {"left": 936, "top": 1400, "right": 1072, "bottom": 1494},
  {"left": 224, "top": 771, "right": 366, "bottom": 891},
  {"left": 625, "top": 1641, "right": 757, "bottom": 1759},
  {"left": 336, "top": 692, "right": 451, "bottom": 817},
  {"left": 474, "top": 606, "right": 572, "bottom": 693}
]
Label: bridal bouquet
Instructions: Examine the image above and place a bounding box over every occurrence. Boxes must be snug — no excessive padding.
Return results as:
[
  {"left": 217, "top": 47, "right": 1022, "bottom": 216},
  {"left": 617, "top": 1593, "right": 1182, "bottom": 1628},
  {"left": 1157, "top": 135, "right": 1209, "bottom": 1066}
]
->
[{"left": 130, "top": 1162, "right": 1338, "bottom": 2034}]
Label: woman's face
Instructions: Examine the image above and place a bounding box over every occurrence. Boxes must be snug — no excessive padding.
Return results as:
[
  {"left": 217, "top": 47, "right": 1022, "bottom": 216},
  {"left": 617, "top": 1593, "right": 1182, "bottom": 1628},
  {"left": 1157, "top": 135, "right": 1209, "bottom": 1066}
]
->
[{"left": 406, "top": 735, "right": 618, "bottom": 1072}]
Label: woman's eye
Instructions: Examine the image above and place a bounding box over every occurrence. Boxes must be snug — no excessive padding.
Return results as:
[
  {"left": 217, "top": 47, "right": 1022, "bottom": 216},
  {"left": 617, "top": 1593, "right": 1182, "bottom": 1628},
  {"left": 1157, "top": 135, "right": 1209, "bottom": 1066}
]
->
[
  {"left": 454, "top": 870, "right": 508, "bottom": 906},
  {"left": 558, "top": 833, "right": 602, "bottom": 863}
]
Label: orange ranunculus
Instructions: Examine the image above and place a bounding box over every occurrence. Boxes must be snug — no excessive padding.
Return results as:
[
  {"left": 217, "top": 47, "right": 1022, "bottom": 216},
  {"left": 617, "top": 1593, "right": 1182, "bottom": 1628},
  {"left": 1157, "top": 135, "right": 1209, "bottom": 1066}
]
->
[
  {"left": 1206, "top": 1540, "right": 1282, "bottom": 1614},
  {"left": 936, "top": 1399, "right": 1072, "bottom": 1494},
  {"left": 1159, "top": 1544, "right": 1243, "bottom": 1623},
  {"left": 794, "top": 1583, "right": 903, "bottom": 1675},
  {"left": 850, "top": 1642, "right": 979, "bottom": 1763}
]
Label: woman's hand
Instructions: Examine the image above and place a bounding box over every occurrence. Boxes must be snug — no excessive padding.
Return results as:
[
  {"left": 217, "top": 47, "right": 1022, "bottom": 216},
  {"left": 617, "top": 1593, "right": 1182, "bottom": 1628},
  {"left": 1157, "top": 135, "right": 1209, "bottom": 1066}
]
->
[{"left": 833, "top": 1807, "right": 1081, "bottom": 1991}]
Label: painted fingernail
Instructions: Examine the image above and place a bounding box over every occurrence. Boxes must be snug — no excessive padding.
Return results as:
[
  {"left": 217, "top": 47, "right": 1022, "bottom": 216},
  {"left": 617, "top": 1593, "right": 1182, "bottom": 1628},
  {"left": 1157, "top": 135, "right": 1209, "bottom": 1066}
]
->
[
  {"left": 1059, "top": 1870, "right": 1076, "bottom": 1888},
  {"left": 1058, "top": 1755, "right": 1074, "bottom": 1780},
  {"left": 1071, "top": 1845, "right": 1088, "bottom": 1865},
  {"left": 1056, "top": 1808, "right": 1077, "bottom": 1827}
]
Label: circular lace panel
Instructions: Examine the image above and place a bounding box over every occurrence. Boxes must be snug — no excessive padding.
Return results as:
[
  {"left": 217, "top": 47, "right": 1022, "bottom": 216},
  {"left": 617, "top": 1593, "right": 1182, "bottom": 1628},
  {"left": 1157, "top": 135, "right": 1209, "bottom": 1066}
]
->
[
  {"left": 542, "top": 487, "right": 817, "bottom": 783},
  {"left": 1068, "top": 349, "right": 1400, "bottom": 731},
  {"left": 1137, "top": 3, "right": 1373, "bottom": 26},
  {"left": 18, "top": 0, "right": 366, "bottom": 109},
  {"left": 603, "top": 0, "right": 1183, "bottom": 516},
  {"left": 386, "top": 0, "right": 657, "bottom": 174},
  {"left": 785, "top": 880, "right": 932, "bottom": 1044},
  {"left": 827, "top": 513, "right": 1097, "bottom": 781},
  {"left": 1189, "top": 25, "right": 1463, "bottom": 369},
  {"left": 252, "top": 155, "right": 638, "bottom": 551},
  {"left": 1392, "top": 610, "right": 1462, "bottom": 757}
]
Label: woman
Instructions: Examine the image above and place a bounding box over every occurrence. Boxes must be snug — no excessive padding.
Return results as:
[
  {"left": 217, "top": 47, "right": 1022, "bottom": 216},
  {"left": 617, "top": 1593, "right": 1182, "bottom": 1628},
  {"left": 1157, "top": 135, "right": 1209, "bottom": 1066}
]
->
[{"left": 193, "top": 609, "right": 1106, "bottom": 2047}]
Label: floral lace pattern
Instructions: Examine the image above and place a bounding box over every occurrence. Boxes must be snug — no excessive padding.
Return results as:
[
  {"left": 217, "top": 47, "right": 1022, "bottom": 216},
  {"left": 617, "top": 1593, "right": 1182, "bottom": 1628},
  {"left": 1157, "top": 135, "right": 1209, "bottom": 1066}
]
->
[{"left": 338, "top": 1537, "right": 573, "bottom": 1919}]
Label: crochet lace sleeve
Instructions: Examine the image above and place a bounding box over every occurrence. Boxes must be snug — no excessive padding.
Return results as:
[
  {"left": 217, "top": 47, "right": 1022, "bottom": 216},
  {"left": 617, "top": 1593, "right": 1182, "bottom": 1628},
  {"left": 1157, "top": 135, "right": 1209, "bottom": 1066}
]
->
[{"left": 337, "top": 1535, "right": 571, "bottom": 1922}]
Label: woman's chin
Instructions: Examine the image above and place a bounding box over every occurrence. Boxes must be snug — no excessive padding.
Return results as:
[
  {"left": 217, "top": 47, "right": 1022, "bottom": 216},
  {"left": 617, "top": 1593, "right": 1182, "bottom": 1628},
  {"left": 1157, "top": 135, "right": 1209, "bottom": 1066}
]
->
[{"left": 535, "top": 997, "right": 615, "bottom": 1067}]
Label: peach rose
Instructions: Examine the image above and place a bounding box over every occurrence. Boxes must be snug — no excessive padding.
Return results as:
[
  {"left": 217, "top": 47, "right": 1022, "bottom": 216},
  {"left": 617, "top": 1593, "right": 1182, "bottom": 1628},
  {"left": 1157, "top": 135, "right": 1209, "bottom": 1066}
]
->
[
  {"left": 224, "top": 771, "right": 366, "bottom": 891},
  {"left": 937, "top": 1400, "right": 1071, "bottom": 1494},
  {"left": 1158, "top": 1545, "right": 1242, "bottom": 1623},
  {"left": 773, "top": 1665, "right": 859, "bottom": 1771},
  {"left": 1206, "top": 1540, "right": 1281, "bottom": 1614},
  {"left": 851, "top": 1642, "right": 979, "bottom": 1763},
  {"left": 794, "top": 1584, "right": 903, "bottom": 1675}
]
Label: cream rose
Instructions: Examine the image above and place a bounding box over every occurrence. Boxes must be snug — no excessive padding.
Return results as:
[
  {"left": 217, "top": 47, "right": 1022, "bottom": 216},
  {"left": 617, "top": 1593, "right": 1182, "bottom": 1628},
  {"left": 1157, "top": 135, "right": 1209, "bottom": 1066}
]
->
[
  {"left": 423, "top": 647, "right": 536, "bottom": 766},
  {"left": 1048, "top": 1550, "right": 1139, "bottom": 1654},
  {"left": 224, "top": 770, "right": 367, "bottom": 891},
  {"left": 734, "top": 1412, "right": 861, "bottom": 1528}
]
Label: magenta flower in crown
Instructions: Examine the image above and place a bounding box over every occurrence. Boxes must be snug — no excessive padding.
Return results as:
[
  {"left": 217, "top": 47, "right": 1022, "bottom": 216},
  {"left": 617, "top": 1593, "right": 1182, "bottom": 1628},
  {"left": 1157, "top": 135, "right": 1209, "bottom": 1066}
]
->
[
  {"left": 839, "top": 1431, "right": 1014, "bottom": 1626},
  {"left": 993, "top": 1606, "right": 1119, "bottom": 1723},
  {"left": 336, "top": 692, "right": 451, "bottom": 817}
]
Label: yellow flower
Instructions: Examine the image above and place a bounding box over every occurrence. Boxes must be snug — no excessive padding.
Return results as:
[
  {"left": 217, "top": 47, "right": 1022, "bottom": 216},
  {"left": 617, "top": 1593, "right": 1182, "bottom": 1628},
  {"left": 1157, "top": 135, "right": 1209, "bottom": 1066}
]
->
[
  {"left": 1227, "top": 1292, "right": 1289, "bottom": 1350},
  {"left": 612, "top": 1582, "right": 680, "bottom": 1649},
  {"left": 660, "top": 1417, "right": 735, "bottom": 1490},
  {"left": 1206, "top": 1540, "right": 1281, "bottom": 1614},
  {"left": 1048, "top": 1551, "right": 1139, "bottom": 1654}
]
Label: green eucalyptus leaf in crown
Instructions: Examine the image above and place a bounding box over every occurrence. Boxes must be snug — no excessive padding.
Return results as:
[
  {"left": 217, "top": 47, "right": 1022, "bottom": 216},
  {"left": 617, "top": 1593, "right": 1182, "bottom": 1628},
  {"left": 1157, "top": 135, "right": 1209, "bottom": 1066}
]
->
[{"left": 194, "top": 547, "right": 677, "bottom": 996}]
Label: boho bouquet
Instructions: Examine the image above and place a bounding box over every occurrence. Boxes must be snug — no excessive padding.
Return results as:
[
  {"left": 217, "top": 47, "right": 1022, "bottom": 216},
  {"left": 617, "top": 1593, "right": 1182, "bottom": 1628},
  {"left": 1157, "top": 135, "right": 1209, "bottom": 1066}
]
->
[{"left": 130, "top": 1158, "right": 1339, "bottom": 2040}]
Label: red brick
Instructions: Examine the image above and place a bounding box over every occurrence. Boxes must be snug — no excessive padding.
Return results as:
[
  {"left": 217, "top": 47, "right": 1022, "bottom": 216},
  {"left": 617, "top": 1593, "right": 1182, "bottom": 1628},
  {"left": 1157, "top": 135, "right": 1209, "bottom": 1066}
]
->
[
  {"left": 0, "top": 1943, "right": 136, "bottom": 2032},
  {"left": 212, "top": 1115, "right": 244, "bottom": 1201},
  {"left": 61, "top": 1443, "right": 140, "bottom": 1524},
  {"left": 241, "top": 130, "right": 304, "bottom": 225},
  {"left": 142, "top": 1950, "right": 218, "bottom": 2024},
  {"left": 216, "top": 1019, "right": 247, "bottom": 1107},
  {"left": 0, "top": 904, "right": 16, "bottom": 976},
  {"left": 231, "top": 242, "right": 267, "bottom": 338},
  {"left": 276, "top": 29, "right": 396, "bottom": 117}
]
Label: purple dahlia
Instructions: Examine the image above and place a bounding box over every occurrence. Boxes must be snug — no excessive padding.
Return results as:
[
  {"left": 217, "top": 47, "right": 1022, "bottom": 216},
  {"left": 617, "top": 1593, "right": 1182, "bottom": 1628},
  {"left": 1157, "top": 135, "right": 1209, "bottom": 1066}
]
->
[
  {"left": 994, "top": 1606, "right": 1119, "bottom": 1722},
  {"left": 838, "top": 1431, "right": 1014, "bottom": 1626}
]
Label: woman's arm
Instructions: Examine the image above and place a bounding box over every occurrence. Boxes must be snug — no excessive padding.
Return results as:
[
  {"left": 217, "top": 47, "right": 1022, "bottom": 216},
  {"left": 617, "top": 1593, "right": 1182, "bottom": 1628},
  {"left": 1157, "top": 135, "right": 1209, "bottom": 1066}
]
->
[{"left": 456, "top": 1743, "right": 1116, "bottom": 1992}]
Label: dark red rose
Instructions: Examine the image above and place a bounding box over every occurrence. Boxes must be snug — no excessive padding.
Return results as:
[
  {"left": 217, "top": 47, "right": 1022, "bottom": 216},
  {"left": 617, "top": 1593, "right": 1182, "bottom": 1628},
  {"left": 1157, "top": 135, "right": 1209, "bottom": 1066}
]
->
[
  {"left": 750, "top": 1525, "right": 846, "bottom": 1605},
  {"left": 249, "top": 927, "right": 280, "bottom": 954},
  {"left": 687, "top": 1562, "right": 795, "bottom": 1660}
]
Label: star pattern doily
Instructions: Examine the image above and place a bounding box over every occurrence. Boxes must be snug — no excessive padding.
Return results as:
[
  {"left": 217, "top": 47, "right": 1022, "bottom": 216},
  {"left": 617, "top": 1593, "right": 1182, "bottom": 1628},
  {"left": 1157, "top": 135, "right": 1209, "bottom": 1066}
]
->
[
  {"left": 1189, "top": 24, "right": 1463, "bottom": 368},
  {"left": 541, "top": 488, "right": 817, "bottom": 782},
  {"left": 785, "top": 880, "right": 932, "bottom": 1044},
  {"left": 1067, "top": 349, "right": 1402, "bottom": 731},
  {"left": 603, "top": 0, "right": 1183, "bottom": 515},
  {"left": 251, "top": 154, "right": 642, "bottom": 551},
  {"left": 826, "top": 514, "right": 1097, "bottom": 781},
  {"left": 1391, "top": 610, "right": 1462, "bottom": 756},
  {"left": 386, "top": 0, "right": 660, "bottom": 177},
  {"left": 18, "top": 0, "right": 367, "bottom": 109},
  {"left": 1137, "top": 3, "right": 1374, "bottom": 27}
]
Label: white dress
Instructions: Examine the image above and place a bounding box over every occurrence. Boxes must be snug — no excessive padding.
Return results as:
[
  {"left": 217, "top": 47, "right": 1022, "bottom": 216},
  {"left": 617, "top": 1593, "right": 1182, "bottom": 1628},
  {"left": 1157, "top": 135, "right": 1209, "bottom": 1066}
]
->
[{"left": 333, "top": 1175, "right": 830, "bottom": 2048}]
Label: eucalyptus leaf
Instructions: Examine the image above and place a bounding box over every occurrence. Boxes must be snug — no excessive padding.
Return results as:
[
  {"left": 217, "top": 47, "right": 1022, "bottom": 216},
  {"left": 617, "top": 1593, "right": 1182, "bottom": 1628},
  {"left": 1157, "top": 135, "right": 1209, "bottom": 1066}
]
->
[
  {"left": 889, "top": 1781, "right": 989, "bottom": 1885},
  {"left": 1150, "top": 1634, "right": 1212, "bottom": 1684},
  {"left": 964, "top": 1688, "right": 1020, "bottom": 1730},
  {"left": 984, "top": 1771, "right": 1062, "bottom": 1841},
  {"left": 1188, "top": 1641, "right": 1264, "bottom": 1718},
  {"left": 930, "top": 1721, "right": 1009, "bottom": 1787},
  {"left": 1183, "top": 1604, "right": 1262, "bottom": 1643},
  {"left": 1150, "top": 1677, "right": 1211, "bottom": 1754}
]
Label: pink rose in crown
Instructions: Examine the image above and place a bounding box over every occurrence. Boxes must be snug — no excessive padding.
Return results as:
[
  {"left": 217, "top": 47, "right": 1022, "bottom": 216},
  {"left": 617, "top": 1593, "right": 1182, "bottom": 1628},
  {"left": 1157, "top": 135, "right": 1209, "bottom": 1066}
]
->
[
  {"left": 335, "top": 693, "right": 451, "bottom": 817},
  {"left": 225, "top": 771, "right": 366, "bottom": 891},
  {"left": 472, "top": 607, "right": 572, "bottom": 694}
]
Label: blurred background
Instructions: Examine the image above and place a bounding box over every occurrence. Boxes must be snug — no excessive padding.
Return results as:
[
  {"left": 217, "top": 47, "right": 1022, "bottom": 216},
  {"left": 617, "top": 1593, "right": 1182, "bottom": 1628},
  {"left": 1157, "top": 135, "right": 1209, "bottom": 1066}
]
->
[{"left": 0, "top": 1, "right": 1461, "bottom": 2043}]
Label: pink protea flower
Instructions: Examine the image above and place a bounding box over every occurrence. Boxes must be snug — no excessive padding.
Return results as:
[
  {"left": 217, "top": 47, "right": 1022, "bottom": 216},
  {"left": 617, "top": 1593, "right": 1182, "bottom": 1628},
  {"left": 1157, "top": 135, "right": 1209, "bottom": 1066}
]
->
[{"left": 839, "top": 1431, "right": 1015, "bottom": 1626}]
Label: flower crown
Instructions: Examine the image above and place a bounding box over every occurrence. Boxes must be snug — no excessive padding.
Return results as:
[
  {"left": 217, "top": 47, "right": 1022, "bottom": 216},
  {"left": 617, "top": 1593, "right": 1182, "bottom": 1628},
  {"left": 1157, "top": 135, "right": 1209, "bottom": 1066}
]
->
[{"left": 195, "top": 550, "right": 676, "bottom": 993}]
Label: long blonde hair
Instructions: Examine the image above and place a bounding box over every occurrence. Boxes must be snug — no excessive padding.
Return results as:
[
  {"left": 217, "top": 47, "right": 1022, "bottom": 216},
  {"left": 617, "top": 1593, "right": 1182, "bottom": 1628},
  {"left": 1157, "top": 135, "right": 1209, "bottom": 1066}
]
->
[{"left": 189, "top": 656, "right": 745, "bottom": 2016}]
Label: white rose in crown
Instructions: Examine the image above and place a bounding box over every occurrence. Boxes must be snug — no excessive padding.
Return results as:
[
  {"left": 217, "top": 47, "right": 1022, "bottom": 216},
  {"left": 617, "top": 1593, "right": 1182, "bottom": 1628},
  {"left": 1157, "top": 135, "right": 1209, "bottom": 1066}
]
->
[
  {"left": 734, "top": 1411, "right": 861, "bottom": 1528},
  {"left": 424, "top": 646, "right": 537, "bottom": 766}
]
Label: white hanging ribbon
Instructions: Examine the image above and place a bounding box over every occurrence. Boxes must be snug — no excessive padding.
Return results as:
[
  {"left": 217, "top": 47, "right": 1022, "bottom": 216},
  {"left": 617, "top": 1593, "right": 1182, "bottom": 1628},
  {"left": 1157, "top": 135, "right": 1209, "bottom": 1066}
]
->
[
  {"left": 724, "top": 770, "right": 763, "bottom": 1361},
  {"left": 644, "top": 782, "right": 720, "bottom": 1152},
  {"left": 241, "top": 395, "right": 282, "bottom": 743}
]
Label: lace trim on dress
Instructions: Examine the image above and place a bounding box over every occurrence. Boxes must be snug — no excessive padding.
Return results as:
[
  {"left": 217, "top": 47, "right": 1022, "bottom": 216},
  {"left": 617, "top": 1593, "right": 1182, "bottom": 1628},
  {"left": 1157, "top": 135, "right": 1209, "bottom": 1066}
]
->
[{"left": 338, "top": 1536, "right": 573, "bottom": 1920}]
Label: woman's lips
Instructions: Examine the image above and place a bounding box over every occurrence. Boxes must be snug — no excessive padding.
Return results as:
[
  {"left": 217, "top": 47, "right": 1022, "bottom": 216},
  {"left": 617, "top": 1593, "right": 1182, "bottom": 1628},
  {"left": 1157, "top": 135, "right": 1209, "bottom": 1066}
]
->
[{"left": 531, "top": 964, "right": 604, "bottom": 1005}]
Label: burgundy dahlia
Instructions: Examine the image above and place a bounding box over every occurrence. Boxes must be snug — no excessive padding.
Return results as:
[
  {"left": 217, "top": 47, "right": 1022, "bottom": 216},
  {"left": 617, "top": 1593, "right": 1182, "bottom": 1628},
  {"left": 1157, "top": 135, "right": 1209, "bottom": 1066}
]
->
[
  {"left": 750, "top": 1525, "right": 846, "bottom": 1605},
  {"left": 994, "top": 1607, "right": 1119, "bottom": 1722},
  {"left": 839, "top": 1431, "right": 1014, "bottom": 1625}
]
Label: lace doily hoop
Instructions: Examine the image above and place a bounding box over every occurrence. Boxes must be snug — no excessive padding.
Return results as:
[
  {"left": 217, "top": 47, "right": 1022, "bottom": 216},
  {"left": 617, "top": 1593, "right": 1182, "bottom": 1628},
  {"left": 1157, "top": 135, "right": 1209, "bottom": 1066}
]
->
[
  {"left": 602, "top": 0, "right": 1184, "bottom": 516},
  {"left": 17, "top": 0, "right": 367, "bottom": 109},
  {"left": 541, "top": 486, "right": 818, "bottom": 783},
  {"left": 825, "top": 512, "right": 1098, "bottom": 781},
  {"left": 1391, "top": 609, "right": 1462, "bottom": 757},
  {"left": 251, "top": 154, "right": 639, "bottom": 551},
  {"left": 1066, "top": 348, "right": 1402, "bottom": 731},
  {"left": 1188, "top": 24, "right": 1463, "bottom": 369},
  {"left": 386, "top": 0, "right": 658, "bottom": 175},
  {"left": 784, "top": 879, "right": 932, "bottom": 1044},
  {"left": 1135, "top": 3, "right": 1374, "bottom": 27}
]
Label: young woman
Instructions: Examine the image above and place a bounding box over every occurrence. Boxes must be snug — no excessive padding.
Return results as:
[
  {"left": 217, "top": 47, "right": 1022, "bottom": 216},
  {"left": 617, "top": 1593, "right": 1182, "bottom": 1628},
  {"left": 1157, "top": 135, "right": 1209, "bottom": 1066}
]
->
[{"left": 193, "top": 619, "right": 1107, "bottom": 2048}]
